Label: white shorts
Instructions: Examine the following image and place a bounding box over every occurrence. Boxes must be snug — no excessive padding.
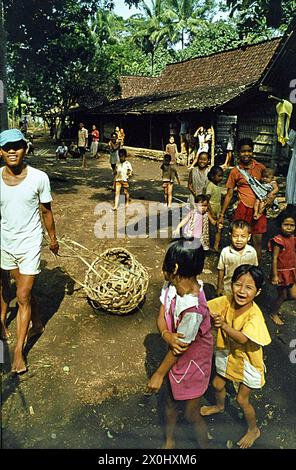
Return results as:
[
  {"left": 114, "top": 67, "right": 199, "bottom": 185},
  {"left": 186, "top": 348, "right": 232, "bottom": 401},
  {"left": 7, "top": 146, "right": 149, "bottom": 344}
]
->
[{"left": 1, "top": 247, "right": 41, "bottom": 275}]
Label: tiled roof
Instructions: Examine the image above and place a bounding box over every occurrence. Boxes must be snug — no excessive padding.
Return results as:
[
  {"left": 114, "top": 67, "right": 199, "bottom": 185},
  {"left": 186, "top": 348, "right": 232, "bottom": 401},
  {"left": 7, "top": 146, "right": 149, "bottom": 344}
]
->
[
  {"left": 94, "top": 38, "right": 283, "bottom": 114},
  {"left": 119, "top": 76, "right": 158, "bottom": 99}
]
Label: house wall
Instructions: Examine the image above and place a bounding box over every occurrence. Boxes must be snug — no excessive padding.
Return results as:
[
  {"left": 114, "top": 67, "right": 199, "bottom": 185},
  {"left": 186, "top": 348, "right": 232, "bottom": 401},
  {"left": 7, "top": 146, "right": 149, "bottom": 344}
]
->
[
  {"left": 237, "top": 99, "right": 293, "bottom": 175},
  {"left": 237, "top": 102, "right": 280, "bottom": 170}
]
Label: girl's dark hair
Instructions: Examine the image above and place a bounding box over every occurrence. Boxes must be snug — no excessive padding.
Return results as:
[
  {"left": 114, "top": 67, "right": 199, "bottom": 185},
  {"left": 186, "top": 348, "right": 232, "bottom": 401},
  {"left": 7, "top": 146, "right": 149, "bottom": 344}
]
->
[
  {"left": 163, "top": 237, "right": 205, "bottom": 277},
  {"left": 197, "top": 151, "right": 210, "bottom": 161},
  {"left": 275, "top": 209, "right": 296, "bottom": 228},
  {"left": 119, "top": 148, "right": 127, "bottom": 158},
  {"left": 207, "top": 165, "right": 223, "bottom": 182},
  {"left": 194, "top": 194, "right": 209, "bottom": 204},
  {"left": 231, "top": 264, "right": 264, "bottom": 290},
  {"left": 238, "top": 138, "right": 254, "bottom": 150}
]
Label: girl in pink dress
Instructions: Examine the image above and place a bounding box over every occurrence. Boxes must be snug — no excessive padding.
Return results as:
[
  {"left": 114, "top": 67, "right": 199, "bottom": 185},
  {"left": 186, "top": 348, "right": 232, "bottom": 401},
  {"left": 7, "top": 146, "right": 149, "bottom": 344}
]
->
[
  {"left": 147, "top": 238, "right": 213, "bottom": 449},
  {"left": 173, "top": 194, "right": 216, "bottom": 251},
  {"left": 268, "top": 210, "right": 296, "bottom": 325}
]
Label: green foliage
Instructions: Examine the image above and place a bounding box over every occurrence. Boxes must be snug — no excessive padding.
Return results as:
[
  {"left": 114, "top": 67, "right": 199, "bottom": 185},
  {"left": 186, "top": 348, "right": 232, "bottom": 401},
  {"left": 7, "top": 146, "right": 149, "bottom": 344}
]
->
[
  {"left": 5, "top": 0, "right": 119, "bottom": 117},
  {"left": 223, "top": 0, "right": 296, "bottom": 38}
]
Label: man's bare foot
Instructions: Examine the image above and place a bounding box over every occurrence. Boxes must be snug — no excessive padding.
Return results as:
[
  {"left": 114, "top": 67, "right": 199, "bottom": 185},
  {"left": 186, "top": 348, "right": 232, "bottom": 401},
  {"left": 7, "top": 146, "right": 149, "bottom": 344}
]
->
[
  {"left": 162, "top": 439, "right": 175, "bottom": 449},
  {"left": 1, "top": 322, "right": 11, "bottom": 340},
  {"left": 270, "top": 314, "right": 284, "bottom": 325},
  {"left": 11, "top": 352, "right": 28, "bottom": 374},
  {"left": 200, "top": 405, "right": 224, "bottom": 416},
  {"left": 237, "top": 428, "right": 260, "bottom": 449},
  {"left": 27, "top": 324, "right": 45, "bottom": 341}
]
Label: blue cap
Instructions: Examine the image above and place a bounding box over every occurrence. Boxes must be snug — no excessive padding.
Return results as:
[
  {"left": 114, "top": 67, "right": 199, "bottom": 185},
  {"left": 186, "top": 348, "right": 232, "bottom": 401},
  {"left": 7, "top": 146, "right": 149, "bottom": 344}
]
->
[{"left": 0, "top": 129, "right": 25, "bottom": 147}]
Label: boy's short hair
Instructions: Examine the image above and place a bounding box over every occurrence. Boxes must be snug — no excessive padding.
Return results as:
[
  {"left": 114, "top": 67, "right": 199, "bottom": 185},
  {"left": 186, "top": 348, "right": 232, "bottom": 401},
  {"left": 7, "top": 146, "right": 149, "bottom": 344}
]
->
[
  {"left": 231, "top": 264, "right": 264, "bottom": 290},
  {"left": 194, "top": 194, "right": 209, "bottom": 204},
  {"left": 119, "top": 148, "right": 127, "bottom": 158},
  {"left": 229, "top": 219, "right": 251, "bottom": 233},
  {"left": 238, "top": 138, "right": 254, "bottom": 150},
  {"left": 163, "top": 153, "right": 171, "bottom": 163},
  {"left": 262, "top": 167, "right": 274, "bottom": 176}
]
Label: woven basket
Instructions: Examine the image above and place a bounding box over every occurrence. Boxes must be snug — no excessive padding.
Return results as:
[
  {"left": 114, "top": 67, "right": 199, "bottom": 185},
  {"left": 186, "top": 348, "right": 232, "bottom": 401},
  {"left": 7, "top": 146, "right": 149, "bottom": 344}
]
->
[{"left": 84, "top": 247, "right": 149, "bottom": 315}]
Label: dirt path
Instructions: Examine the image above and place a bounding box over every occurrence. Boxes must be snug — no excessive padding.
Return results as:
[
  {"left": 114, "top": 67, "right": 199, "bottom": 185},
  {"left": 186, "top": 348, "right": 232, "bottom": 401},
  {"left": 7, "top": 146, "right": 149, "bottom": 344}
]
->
[{"left": 1, "top": 137, "right": 296, "bottom": 450}]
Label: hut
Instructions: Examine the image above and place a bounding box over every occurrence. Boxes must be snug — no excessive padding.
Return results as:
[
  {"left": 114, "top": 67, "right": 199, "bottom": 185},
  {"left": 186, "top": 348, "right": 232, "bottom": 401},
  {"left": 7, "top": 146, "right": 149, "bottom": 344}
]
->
[{"left": 72, "top": 17, "right": 296, "bottom": 171}]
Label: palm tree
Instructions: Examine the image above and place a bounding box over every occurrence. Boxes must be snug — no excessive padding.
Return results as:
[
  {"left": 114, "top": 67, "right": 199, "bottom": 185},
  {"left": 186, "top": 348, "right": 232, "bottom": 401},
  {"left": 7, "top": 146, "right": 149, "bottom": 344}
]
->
[
  {"left": 0, "top": 0, "right": 8, "bottom": 130},
  {"left": 90, "top": 9, "right": 124, "bottom": 47},
  {"left": 130, "top": 0, "right": 171, "bottom": 74},
  {"left": 164, "top": 0, "right": 217, "bottom": 49}
]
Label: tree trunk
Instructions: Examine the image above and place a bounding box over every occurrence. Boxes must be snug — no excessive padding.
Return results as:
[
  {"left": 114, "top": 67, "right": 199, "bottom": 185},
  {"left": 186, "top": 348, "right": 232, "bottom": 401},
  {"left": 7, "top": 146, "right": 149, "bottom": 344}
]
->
[
  {"left": 0, "top": 0, "right": 8, "bottom": 130},
  {"left": 151, "top": 50, "right": 154, "bottom": 75}
]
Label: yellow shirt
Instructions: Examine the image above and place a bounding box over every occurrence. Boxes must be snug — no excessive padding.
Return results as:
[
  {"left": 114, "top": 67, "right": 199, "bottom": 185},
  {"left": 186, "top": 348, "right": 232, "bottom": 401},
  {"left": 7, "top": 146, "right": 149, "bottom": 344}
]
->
[{"left": 208, "top": 296, "right": 271, "bottom": 388}]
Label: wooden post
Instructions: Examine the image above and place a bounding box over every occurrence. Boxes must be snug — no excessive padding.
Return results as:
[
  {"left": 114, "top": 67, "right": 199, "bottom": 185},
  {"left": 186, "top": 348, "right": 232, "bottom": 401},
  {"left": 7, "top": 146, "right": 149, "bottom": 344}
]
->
[{"left": 211, "top": 119, "right": 215, "bottom": 167}]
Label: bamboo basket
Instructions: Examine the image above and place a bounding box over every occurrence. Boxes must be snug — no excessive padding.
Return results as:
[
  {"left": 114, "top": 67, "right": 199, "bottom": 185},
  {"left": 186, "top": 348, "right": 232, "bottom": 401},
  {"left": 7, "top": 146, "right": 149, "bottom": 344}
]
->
[
  {"left": 84, "top": 247, "right": 149, "bottom": 315},
  {"left": 56, "top": 239, "right": 149, "bottom": 315}
]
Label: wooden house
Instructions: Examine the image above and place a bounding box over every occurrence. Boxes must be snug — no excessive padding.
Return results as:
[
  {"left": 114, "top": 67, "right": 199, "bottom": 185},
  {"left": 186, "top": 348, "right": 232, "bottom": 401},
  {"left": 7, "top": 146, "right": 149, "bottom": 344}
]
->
[{"left": 73, "top": 16, "right": 296, "bottom": 171}]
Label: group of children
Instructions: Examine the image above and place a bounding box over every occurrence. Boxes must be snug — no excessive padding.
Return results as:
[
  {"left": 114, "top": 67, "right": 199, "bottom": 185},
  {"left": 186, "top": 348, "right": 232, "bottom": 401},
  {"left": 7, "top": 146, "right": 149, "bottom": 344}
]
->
[
  {"left": 147, "top": 207, "right": 295, "bottom": 449},
  {"left": 145, "top": 140, "right": 296, "bottom": 449}
]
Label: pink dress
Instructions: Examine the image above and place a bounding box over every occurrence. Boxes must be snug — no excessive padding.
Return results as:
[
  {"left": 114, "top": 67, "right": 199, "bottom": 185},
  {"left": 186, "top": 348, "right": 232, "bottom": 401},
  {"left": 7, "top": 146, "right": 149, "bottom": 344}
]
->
[
  {"left": 268, "top": 234, "right": 296, "bottom": 286},
  {"left": 183, "top": 210, "right": 210, "bottom": 251},
  {"left": 161, "top": 282, "right": 213, "bottom": 400}
]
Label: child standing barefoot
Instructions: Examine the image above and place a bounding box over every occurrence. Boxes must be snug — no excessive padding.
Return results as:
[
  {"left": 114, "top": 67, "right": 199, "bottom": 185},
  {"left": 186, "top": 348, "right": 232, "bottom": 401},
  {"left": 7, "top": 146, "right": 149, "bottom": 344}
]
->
[
  {"left": 112, "top": 148, "right": 133, "bottom": 210},
  {"left": 202, "top": 264, "right": 271, "bottom": 449},
  {"left": 206, "top": 166, "right": 224, "bottom": 251},
  {"left": 268, "top": 210, "right": 296, "bottom": 325},
  {"left": 161, "top": 154, "right": 180, "bottom": 208},
  {"left": 147, "top": 238, "right": 213, "bottom": 449},
  {"left": 188, "top": 152, "right": 210, "bottom": 208}
]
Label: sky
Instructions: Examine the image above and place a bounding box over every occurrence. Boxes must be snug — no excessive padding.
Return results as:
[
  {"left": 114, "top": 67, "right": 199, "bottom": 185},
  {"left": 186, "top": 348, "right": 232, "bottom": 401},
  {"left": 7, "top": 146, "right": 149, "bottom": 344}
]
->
[
  {"left": 113, "top": 0, "right": 227, "bottom": 20},
  {"left": 113, "top": 0, "right": 144, "bottom": 18}
]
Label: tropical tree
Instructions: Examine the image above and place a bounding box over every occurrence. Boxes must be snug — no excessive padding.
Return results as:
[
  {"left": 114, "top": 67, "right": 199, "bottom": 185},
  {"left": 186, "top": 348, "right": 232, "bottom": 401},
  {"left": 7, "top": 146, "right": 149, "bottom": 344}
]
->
[
  {"left": 129, "top": 0, "right": 172, "bottom": 74},
  {"left": 224, "top": 0, "right": 296, "bottom": 38},
  {"left": 164, "top": 0, "right": 217, "bottom": 49},
  {"left": 5, "top": 0, "right": 119, "bottom": 122}
]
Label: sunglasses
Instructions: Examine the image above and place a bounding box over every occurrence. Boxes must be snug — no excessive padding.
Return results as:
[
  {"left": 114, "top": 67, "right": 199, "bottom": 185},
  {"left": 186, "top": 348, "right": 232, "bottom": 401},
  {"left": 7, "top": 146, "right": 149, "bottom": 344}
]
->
[{"left": 1, "top": 141, "right": 25, "bottom": 152}]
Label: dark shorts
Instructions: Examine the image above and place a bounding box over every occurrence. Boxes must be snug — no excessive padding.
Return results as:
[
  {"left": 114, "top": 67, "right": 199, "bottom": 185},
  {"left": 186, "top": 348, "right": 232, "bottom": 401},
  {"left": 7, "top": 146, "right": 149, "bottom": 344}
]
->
[
  {"left": 78, "top": 146, "right": 86, "bottom": 156},
  {"left": 233, "top": 201, "right": 267, "bottom": 235}
]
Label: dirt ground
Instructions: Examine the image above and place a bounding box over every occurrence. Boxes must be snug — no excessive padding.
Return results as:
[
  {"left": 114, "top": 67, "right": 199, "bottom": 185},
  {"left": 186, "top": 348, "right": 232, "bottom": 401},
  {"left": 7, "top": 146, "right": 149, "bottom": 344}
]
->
[{"left": 1, "top": 136, "right": 296, "bottom": 451}]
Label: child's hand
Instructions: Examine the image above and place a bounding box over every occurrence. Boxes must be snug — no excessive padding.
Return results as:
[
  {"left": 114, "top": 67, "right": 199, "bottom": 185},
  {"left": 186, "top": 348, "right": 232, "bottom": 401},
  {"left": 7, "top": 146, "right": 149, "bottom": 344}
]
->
[
  {"left": 271, "top": 276, "right": 279, "bottom": 285},
  {"left": 173, "top": 228, "right": 180, "bottom": 237},
  {"left": 147, "top": 371, "right": 164, "bottom": 393},
  {"left": 216, "top": 288, "right": 223, "bottom": 297},
  {"left": 163, "top": 331, "right": 189, "bottom": 355},
  {"left": 210, "top": 312, "right": 224, "bottom": 328}
]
